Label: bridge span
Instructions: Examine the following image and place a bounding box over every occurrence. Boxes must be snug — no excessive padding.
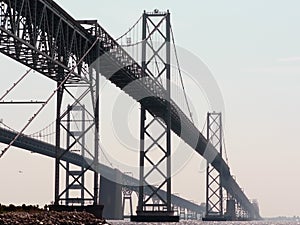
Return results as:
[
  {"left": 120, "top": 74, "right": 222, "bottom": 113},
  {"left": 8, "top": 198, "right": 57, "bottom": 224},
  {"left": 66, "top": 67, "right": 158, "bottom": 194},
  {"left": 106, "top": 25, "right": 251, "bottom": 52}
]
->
[
  {"left": 0, "top": 126, "right": 204, "bottom": 215},
  {"left": 0, "top": 0, "right": 260, "bottom": 220}
]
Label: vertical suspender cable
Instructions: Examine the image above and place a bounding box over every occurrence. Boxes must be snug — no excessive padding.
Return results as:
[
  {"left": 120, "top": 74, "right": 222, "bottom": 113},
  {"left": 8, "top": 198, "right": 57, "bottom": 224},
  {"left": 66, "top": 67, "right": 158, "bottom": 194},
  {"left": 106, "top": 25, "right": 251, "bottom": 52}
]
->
[
  {"left": 170, "top": 26, "right": 194, "bottom": 124},
  {"left": 115, "top": 16, "right": 142, "bottom": 42}
]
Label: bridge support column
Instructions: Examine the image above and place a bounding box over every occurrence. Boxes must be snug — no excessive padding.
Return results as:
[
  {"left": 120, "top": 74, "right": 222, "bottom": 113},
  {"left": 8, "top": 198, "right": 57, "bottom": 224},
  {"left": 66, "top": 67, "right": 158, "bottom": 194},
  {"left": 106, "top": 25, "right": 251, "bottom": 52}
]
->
[
  {"left": 180, "top": 207, "right": 186, "bottom": 220},
  {"left": 204, "top": 112, "right": 225, "bottom": 221},
  {"left": 122, "top": 189, "right": 133, "bottom": 219},
  {"left": 236, "top": 201, "right": 250, "bottom": 220},
  {"left": 100, "top": 170, "right": 123, "bottom": 220},
  {"left": 52, "top": 64, "right": 102, "bottom": 216},
  {"left": 51, "top": 22, "right": 103, "bottom": 218},
  {"left": 225, "top": 198, "right": 236, "bottom": 220},
  {"left": 54, "top": 78, "right": 64, "bottom": 205},
  {"left": 131, "top": 9, "right": 178, "bottom": 223},
  {"left": 122, "top": 172, "right": 134, "bottom": 219},
  {"left": 65, "top": 105, "right": 86, "bottom": 206}
]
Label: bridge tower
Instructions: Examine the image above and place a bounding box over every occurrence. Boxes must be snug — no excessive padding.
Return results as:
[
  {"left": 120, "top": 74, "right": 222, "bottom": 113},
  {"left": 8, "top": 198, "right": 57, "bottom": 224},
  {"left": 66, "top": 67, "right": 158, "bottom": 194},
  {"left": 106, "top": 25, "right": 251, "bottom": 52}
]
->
[
  {"left": 122, "top": 172, "right": 134, "bottom": 219},
  {"left": 204, "top": 112, "right": 225, "bottom": 221},
  {"left": 122, "top": 186, "right": 133, "bottom": 219},
  {"left": 65, "top": 105, "right": 86, "bottom": 206},
  {"left": 51, "top": 20, "right": 102, "bottom": 217},
  {"left": 131, "top": 10, "right": 179, "bottom": 222}
]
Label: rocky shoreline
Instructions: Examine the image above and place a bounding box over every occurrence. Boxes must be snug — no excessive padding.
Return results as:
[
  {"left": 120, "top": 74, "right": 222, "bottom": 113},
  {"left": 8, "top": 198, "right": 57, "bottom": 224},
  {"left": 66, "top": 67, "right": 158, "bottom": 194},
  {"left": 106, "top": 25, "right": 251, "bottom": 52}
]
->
[{"left": 0, "top": 211, "right": 110, "bottom": 225}]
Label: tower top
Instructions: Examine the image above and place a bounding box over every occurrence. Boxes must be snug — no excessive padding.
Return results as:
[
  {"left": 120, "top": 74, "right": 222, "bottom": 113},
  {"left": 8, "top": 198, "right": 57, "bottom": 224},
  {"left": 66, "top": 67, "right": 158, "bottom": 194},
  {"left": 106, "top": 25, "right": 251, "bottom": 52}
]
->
[{"left": 143, "top": 9, "right": 170, "bottom": 16}]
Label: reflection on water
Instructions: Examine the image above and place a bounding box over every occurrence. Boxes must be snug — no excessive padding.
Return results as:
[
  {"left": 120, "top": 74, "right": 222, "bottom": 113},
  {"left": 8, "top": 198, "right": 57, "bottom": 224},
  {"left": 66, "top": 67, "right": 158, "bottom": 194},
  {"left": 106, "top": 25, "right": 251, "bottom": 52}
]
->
[{"left": 109, "top": 220, "right": 300, "bottom": 225}]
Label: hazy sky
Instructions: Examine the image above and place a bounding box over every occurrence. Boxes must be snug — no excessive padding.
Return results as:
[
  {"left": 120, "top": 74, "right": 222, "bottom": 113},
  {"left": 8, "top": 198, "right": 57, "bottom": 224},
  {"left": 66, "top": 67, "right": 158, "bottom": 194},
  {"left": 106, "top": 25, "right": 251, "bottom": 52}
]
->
[{"left": 0, "top": 0, "right": 300, "bottom": 218}]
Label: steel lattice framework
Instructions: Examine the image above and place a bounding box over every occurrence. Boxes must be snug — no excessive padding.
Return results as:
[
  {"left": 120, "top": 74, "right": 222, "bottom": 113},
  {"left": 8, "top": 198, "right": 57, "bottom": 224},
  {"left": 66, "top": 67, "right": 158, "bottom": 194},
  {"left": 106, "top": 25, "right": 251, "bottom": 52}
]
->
[
  {"left": 206, "top": 112, "right": 224, "bottom": 218},
  {"left": 136, "top": 10, "right": 173, "bottom": 219},
  {"left": 0, "top": 0, "right": 98, "bottom": 82},
  {"left": 0, "top": 0, "right": 101, "bottom": 206},
  {"left": 0, "top": 0, "right": 260, "bottom": 220},
  {"left": 64, "top": 105, "right": 89, "bottom": 205}
]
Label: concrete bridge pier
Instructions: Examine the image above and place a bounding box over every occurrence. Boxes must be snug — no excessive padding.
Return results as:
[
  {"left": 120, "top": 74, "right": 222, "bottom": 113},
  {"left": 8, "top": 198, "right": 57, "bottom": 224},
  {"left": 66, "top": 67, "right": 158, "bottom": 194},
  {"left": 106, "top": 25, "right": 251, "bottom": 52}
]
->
[{"left": 100, "top": 169, "right": 123, "bottom": 220}]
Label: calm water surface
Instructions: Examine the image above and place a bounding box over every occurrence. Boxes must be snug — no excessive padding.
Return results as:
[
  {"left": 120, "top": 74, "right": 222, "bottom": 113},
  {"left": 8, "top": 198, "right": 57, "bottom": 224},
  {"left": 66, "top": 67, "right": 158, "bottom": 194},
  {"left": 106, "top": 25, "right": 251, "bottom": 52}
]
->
[{"left": 109, "top": 220, "right": 300, "bottom": 225}]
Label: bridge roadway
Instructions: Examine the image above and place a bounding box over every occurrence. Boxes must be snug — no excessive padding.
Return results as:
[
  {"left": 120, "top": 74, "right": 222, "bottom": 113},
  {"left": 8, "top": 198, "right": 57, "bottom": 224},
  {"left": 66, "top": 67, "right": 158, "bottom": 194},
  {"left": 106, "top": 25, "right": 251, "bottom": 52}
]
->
[
  {"left": 0, "top": 127, "right": 204, "bottom": 214},
  {"left": 0, "top": 0, "right": 260, "bottom": 219}
]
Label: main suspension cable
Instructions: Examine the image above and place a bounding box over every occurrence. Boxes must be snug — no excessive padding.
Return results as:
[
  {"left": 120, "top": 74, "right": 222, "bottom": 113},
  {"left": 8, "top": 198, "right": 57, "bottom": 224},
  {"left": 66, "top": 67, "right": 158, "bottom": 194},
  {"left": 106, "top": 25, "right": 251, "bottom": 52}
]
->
[
  {"left": 170, "top": 26, "right": 194, "bottom": 124},
  {"left": 27, "top": 120, "right": 56, "bottom": 137},
  {"left": 0, "top": 37, "right": 100, "bottom": 158},
  {"left": 99, "top": 141, "right": 114, "bottom": 168},
  {"left": 0, "top": 69, "right": 32, "bottom": 102},
  {"left": 0, "top": 120, "right": 18, "bottom": 133},
  {"left": 222, "top": 128, "right": 229, "bottom": 164},
  {"left": 116, "top": 16, "right": 142, "bottom": 41},
  {"left": 201, "top": 119, "right": 207, "bottom": 134}
]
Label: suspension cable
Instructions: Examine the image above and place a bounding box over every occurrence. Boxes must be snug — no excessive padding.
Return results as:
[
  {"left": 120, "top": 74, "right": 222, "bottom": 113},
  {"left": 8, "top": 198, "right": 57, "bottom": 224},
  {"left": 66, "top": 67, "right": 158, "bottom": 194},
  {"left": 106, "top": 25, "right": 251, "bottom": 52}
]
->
[
  {"left": 0, "top": 112, "right": 115, "bottom": 167},
  {"left": 28, "top": 120, "right": 56, "bottom": 137},
  {"left": 116, "top": 15, "right": 142, "bottom": 41},
  {"left": 0, "top": 119, "right": 55, "bottom": 140},
  {"left": 222, "top": 128, "right": 229, "bottom": 164},
  {"left": 80, "top": 113, "right": 114, "bottom": 168},
  {"left": 170, "top": 26, "right": 194, "bottom": 124},
  {"left": 0, "top": 120, "right": 18, "bottom": 133},
  {"left": 201, "top": 119, "right": 207, "bottom": 134},
  {"left": 0, "top": 37, "right": 100, "bottom": 158},
  {"left": 0, "top": 69, "right": 32, "bottom": 102},
  {"left": 99, "top": 141, "right": 114, "bottom": 168},
  {"left": 120, "top": 40, "right": 143, "bottom": 48}
]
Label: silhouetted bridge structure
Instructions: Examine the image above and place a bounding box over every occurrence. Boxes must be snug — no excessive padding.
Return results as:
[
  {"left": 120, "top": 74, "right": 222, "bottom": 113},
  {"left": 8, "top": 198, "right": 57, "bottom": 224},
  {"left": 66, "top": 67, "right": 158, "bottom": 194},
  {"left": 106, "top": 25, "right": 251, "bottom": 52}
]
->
[
  {"left": 0, "top": 126, "right": 204, "bottom": 217},
  {"left": 0, "top": 0, "right": 260, "bottom": 221}
]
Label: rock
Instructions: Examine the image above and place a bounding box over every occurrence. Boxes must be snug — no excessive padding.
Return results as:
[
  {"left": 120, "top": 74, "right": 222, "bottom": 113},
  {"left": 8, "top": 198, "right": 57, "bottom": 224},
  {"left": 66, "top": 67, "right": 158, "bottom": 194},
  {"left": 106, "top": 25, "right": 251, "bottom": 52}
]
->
[{"left": 0, "top": 211, "right": 108, "bottom": 225}]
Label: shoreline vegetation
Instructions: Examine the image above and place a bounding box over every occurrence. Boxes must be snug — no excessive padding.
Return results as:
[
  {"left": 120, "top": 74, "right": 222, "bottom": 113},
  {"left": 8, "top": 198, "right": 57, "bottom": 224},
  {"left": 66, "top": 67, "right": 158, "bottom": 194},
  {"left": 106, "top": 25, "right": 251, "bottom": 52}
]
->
[{"left": 0, "top": 204, "right": 109, "bottom": 225}]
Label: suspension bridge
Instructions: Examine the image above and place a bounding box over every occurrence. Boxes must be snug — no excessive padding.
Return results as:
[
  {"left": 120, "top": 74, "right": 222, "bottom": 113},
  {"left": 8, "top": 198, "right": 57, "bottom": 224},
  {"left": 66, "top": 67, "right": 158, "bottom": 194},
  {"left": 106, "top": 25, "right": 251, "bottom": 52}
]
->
[{"left": 0, "top": 0, "right": 260, "bottom": 222}]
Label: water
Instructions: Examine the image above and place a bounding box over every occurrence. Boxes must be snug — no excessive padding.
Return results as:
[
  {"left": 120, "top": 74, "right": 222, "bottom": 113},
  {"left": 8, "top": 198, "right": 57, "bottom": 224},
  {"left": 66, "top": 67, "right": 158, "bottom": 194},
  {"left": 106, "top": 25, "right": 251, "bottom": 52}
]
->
[{"left": 108, "top": 220, "right": 300, "bottom": 225}]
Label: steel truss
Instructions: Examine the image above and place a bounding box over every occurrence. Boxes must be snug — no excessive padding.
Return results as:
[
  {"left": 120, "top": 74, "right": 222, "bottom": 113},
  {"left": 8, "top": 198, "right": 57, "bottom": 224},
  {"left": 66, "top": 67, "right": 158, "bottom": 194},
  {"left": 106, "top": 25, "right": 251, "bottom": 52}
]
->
[
  {"left": 52, "top": 20, "right": 100, "bottom": 207},
  {"left": 206, "top": 112, "right": 224, "bottom": 218},
  {"left": 0, "top": 0, "right": 100, "bottom": 206},
  {"left": 0, "top": 0, "right": 99, "bottom": 83},
  {"left": 54, "top": 69, "right": 100, "bottom": 207}
]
